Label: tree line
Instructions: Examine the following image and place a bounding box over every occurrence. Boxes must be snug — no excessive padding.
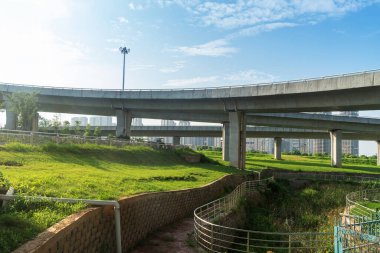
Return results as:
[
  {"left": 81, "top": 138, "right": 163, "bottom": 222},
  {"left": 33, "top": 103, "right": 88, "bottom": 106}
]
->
[{"left": 2, "top": 92, "right": 103, "bottom": 137}]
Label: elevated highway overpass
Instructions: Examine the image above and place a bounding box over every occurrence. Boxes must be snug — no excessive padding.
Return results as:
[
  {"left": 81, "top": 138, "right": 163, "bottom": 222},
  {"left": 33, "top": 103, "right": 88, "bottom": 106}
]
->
[{"left": 2, "top": 70, "right": 380, "bottom": 168}]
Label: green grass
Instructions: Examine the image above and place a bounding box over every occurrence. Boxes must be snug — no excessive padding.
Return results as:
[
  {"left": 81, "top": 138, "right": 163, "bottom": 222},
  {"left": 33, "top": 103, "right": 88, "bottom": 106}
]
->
[
  {"left": 1, "top": 143, "right": 238, "bottom": 200},
  {"left": 359, "top": 201, "right": 380, "bottom": 210},
  {"left": 0, "top": 143, "right": 239, "bottom": 252},
  {"left": 201, "top": 150, "right": 380, "bottom": 174}
]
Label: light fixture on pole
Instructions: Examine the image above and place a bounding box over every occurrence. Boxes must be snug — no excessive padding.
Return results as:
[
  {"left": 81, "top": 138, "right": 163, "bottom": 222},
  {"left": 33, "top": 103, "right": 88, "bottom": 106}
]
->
[{"left": 119, "top": 46, "right": 130, "bottom": 90}]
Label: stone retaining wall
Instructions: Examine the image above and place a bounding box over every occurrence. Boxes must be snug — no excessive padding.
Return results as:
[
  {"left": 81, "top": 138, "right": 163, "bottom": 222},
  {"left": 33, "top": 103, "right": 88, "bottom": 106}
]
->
[{"left": 14, "top": 173, "right": 248, "bottom": 253}]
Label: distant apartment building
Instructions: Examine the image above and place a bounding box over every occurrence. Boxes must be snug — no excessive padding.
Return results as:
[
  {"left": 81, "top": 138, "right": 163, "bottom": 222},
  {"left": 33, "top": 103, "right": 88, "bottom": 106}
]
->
[
  {"left": 70, "top": 117, "right": 88, "bottom": 127},
  {"left": 246, "top": 111, "right": 359, "bottom": 156},
  {"left": 246, "top": 138, "right": 274, "bottom": 153},
  {"left": 132, "top": 118, "right": 143, "bottom": 126},
  {"left": 89, "top": 116, "right": 113, "bottom": 126},
  {"left": 338, "top": 111, "right": 359, "bottom": 156},
  {"left": 160, "top": 120, "right": 176, "bottom": 144}
]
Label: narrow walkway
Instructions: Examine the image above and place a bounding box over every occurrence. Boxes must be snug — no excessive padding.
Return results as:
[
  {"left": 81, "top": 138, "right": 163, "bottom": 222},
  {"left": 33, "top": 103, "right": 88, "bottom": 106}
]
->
[{"left": 131, "top": 217, "right": 198, "bottom": 253}]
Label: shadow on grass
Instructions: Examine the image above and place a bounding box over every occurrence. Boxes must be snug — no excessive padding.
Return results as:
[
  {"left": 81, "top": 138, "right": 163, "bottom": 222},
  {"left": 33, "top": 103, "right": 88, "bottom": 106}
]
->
[{"left": 43, "top": 147, "right": 238, "bottom": 174}]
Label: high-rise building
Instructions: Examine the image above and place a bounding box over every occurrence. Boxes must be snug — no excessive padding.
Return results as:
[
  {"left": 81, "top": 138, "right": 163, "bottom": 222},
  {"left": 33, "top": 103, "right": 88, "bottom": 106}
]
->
[
  {"left": 70, "top": 117, "right": 88, "bottom": 127},
  {"left": 337, "top": 111, "right": 359, "bottom": 156},
  {"left": 132, "top": 118, "right": 143, "bottom": 126},
  {"left": 89, "top": 116, "right": 113, "bottom": 126},
  {"left": 161, "top": 120, "right": 176, "bottom": 144}
]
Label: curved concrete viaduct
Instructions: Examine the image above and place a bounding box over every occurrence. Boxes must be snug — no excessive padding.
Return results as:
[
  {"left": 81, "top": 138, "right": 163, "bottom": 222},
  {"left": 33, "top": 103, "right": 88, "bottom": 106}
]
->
[{"left": 2, "top": 70, "right": 380, "bottom": 168}]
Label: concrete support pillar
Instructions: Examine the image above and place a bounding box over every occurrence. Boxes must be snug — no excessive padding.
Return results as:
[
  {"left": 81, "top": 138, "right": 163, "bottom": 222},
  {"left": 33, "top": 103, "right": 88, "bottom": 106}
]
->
[
  {"left": 377, "top": 141, "right": 380, "bottom": 166},
  {"left": 274, "top": 137, "right": 282, "bottom": 160},
  {"left": 116, "top": 110, "right": 132, "bottom": 138},
  {"left": 222, "top": 122, "right": 230, "bottom": 161},
  {"left": 330, "top": 129, "right": 342, "bottom": 168},
  {"left": 228, "top": 111, "right": 246, "bottom": 169},
  {"left": 32, "top": 113, "right": 39, "bottom": 132},
  {"left": 173, "top": 136, "right": 180, "bottom": 146},
  {"left": 5, "top": 110, "right": 17, "bottom": 130}
]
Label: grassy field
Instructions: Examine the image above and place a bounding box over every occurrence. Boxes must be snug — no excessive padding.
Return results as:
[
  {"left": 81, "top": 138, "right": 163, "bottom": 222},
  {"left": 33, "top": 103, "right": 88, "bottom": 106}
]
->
[
  {"left": 2, "top": 146, "right": 380, "bottom": 252},
  {"left": 202, "top": 150, "right": 380, "bottom": 174},
  {"left": 1, "top": 143, "right": 237, "bottom": 199},
  {"left": 0, "top": 143, "right": 238, "bottom": 252}
]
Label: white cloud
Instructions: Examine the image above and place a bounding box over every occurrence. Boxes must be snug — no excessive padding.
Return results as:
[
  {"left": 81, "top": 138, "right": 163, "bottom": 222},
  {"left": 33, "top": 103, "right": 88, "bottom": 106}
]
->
[
  {"left": 183, "top": 0, "right": 379, "bottom": 29},
  {"left": 225, "top": 69, "right": 276, "bottom": 84},
  {"left": 163, "top": 76, "right": 218, "bottom": 87},
  {"left": 128, "top": 3, "right": 144, "bottom": 10},
  {"left": 117, "top": 17, "right": 129, "bottom": 23},
  {"left": 159, "top": 61, "right": 185, "bottom": 73},
  {"left": 228, "top": 22, "right": 298, "bottom": 39},
  {"left": 128, "top": 62, "right": 155, "bottom": 71},
  {"left": 176, "top": 39, "right": 237, "bottom": 57},
  {"left": 163, "top": 69, "right": 275, "bottom": 87}
]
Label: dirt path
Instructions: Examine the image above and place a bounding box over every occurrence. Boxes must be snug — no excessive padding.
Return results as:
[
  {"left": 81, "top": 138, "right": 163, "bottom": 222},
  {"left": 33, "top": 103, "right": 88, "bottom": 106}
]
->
[{"left": 131, "top": 217, "right": 198, "bottom": 253}]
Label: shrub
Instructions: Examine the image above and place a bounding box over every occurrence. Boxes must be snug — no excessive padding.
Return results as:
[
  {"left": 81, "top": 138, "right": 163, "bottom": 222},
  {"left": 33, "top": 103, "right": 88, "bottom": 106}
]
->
[{"left": 0, "top": 171, "right": 10, "bottom": 189}]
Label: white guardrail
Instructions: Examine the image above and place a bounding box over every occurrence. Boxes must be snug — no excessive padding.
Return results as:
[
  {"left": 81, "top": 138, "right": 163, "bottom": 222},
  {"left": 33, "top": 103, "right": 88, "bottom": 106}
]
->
[
  {"left": 194, "top": 173, "right": 380, "bottom": 252},
  {"left": 194, "top": 177, "right": 332, "bottom": 252}
]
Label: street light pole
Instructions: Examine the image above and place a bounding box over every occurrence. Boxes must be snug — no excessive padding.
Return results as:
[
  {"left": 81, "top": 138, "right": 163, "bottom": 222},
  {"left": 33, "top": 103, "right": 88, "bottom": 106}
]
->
[{"left": 119, "top": 46, "right": 130, "bottom": 90}]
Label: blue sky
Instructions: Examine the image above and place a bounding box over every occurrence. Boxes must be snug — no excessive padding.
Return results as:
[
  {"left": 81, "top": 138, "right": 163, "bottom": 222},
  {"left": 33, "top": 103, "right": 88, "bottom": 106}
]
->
[{"left": 0, "top": 0, "right": 380, "bottom": 154}]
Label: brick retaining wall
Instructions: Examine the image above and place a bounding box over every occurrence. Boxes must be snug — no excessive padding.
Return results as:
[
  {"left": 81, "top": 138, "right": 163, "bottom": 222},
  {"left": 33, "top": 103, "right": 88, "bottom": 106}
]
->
[{"left": 14, "top": 173, "right": 248, "bottom": 253}]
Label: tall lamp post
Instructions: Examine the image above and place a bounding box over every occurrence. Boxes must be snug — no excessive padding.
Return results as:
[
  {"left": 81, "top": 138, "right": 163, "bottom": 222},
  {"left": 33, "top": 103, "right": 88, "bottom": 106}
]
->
[{"left": 119, "top": 46, "right": 130, "bottom": 90}]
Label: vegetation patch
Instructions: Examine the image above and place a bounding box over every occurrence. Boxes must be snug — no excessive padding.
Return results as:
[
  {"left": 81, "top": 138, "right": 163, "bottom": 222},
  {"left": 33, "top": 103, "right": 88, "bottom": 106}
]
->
[
  {"left": 0, "top": 198, "right": 85, "bottom": 253},
  {"left": 223, "top": 179, "right": 379, "bottom": 252}
]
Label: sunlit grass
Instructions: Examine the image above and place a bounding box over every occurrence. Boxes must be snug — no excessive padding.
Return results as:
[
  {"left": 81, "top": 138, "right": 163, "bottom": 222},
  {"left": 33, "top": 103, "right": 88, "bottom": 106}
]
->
[{"left": 201, "top": 150, "right": 380, "bottom": 174}]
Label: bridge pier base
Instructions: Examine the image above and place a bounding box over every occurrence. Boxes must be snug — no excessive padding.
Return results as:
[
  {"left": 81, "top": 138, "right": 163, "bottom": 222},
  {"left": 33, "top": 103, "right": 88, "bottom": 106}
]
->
[
  {"left": 222, "top": 122, "right": 230, "bottom": 161},
  {"left": 173, "top": 136, "right": 180, "bottom": 146},
  {"left": 5, "top": 109, "right": 17, "bottom": 130},
  {"left": 377, "top": 141, "right": 380, "bottom": 166},
  {"left": 228, "top": 112, "right": 246, "bottom": 169},
  {"left": 116, "top": 110, "right": 132, "bottom": 138},
  {"left": 274, "top": 137, "right": 282, "bottom": 160},
  {"left": 330, "top": 129, "right": 342, "bottom": 168}
]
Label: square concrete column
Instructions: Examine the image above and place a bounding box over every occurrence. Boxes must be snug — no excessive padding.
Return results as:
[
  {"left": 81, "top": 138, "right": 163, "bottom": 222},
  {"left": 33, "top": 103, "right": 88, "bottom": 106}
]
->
[
  {"left": 377, "top": 141, "right": 380, "bottom": 166},
  {"left": 116, "top": 110, "right": 132, "bottom": 138},
  {"left": 32, "top": 113, "right": 39, "bottom": 132},
  {"left": 5, "top": 110, "right": 17, "bottom": 130},
  {"left": 330, "top": 129, "right": 342, "bottom": 168},
  {"left": 173, "top": 136, "right": 181, "bottom": 146},
  {"left": 228, "top": 111, "right": 246, "bottom": 169},
  {"left": 274, "top": 137, "right": 282, "bottom": 160},
  {"left": 222, "top": 122, "right": 230, "bottom": 161}
]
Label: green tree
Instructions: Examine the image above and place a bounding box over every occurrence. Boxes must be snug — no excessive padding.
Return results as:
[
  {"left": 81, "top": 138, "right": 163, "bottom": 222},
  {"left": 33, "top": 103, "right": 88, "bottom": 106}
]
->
[
  {"left": 7, "top": 92, "right": 38, "bottom": 130},
  {"left": 52, "top": 114, "right": 61, "bottom": 133},
  {"left": 62, "top": 121, "right": 70, "bottom": 134},
  {"left": 74, "top": 120, "right": 81, "bottom": 135},
  {"left": 38, "top": 116, "right": 51, "bottom": 129},
  {"left": 93, "top": 126, "right": 101, "bottom": 137},
  {"left": 84, "top": 123, "right": 91, "bottom": 138}
]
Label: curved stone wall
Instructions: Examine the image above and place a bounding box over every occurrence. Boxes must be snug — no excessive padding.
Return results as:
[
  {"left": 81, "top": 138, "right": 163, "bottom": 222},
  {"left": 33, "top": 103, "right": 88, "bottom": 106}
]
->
[{"left": 13, "top": 173, "right": 248, "bottom": 253}]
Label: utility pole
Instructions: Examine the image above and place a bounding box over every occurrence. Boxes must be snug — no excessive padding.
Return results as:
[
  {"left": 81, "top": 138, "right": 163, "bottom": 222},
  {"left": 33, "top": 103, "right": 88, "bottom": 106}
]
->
[{"left": 119, "top": 46, "right": 130, "bottom": 90}]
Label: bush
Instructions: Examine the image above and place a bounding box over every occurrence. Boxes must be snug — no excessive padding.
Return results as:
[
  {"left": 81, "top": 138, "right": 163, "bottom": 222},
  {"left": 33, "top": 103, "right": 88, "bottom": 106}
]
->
[{"left": 0, "top": 171, "right": 10, "bottom": 189}]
